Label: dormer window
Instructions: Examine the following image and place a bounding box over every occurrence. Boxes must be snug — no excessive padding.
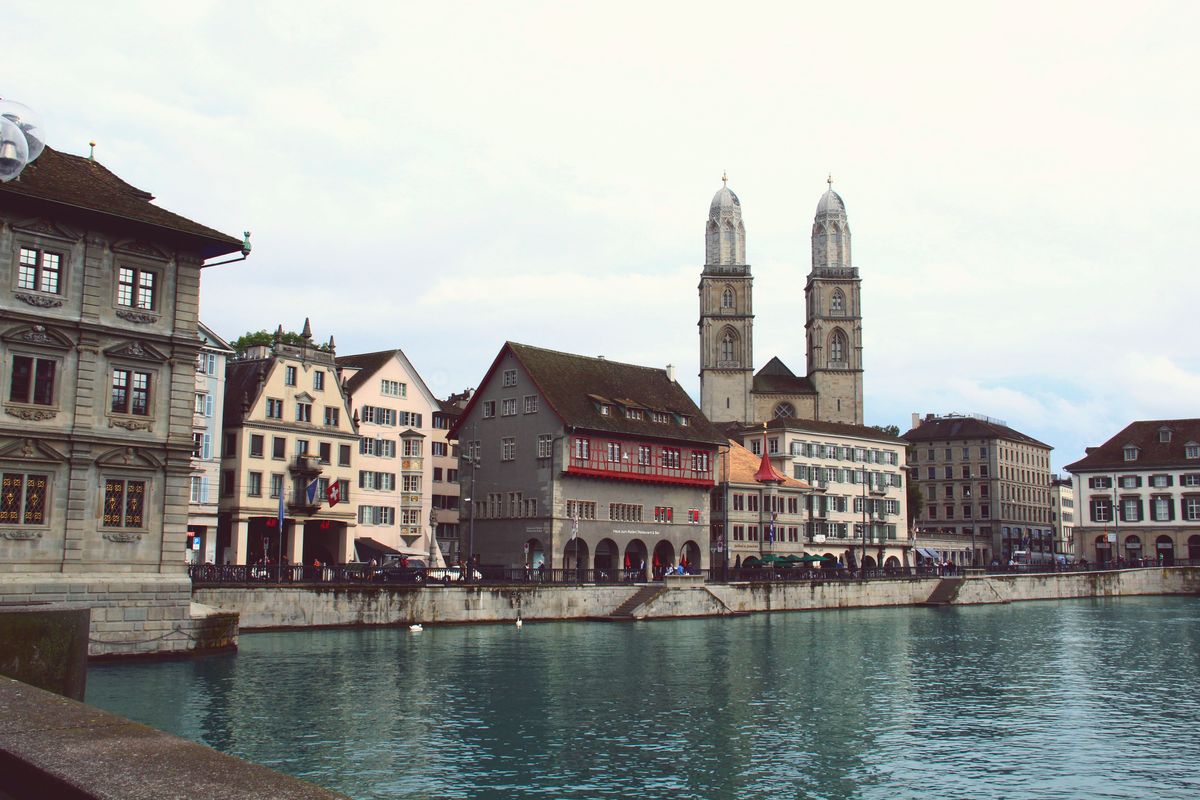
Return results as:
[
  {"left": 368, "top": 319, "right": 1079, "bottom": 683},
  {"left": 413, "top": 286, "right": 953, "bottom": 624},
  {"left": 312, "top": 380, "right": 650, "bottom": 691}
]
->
[
  {"left": 1187, "top": 442, "right": 1200, "bottom": 459},
  {"left": 626, "top": 408, "right": 642, "bottom": 420},
  {"left": 1123, "top": 446, "right": 1138, "bottom": 461},
  {"left": 599, "top": 404, "right": 611, "bottom": 416},
  {"left": 1159, "top": 428, "right": 1173, "bottom": 443},
  {"left": 679, "top": 415, "right": 690, "bottom": 427}
]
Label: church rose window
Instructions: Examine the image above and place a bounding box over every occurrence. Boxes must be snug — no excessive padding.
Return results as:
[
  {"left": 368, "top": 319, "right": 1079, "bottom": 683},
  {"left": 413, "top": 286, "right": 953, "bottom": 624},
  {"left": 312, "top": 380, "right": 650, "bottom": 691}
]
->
[{"left": 775, "top": 403, "right": 795, "bottom": 419}]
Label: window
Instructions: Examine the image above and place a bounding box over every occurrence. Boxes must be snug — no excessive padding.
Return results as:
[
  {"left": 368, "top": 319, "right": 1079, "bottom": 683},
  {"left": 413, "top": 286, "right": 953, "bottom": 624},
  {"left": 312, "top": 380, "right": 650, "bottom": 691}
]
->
[
  {"left": 360, "top": 438, "right": 397, "bottom": 458},
  {"left": 1123, "top": 446, "right": 1138, "bottom": 461},
  {"left": 296, "top": 402, "right": 312, "bottom": 423},
  {"left": 524, "top": 395, "right": 539, "bottom": 414},
  {"left": 111, "top": 369, "right": 151, "bottom": 415},
  {"left": 482, "top": 401, "right": 496, "bottom": 419},
  {"left": 0, "top": 473, "right": 48, "bottom": 525},
  {"left": 979, "top": 465, "right": 989, "bottom": 478},
  {"left": 380, "top": 379, "right": 406, "bottom": 397},
  {"left": 273, "top": 437, "right": 286, "bottom": 459},
  {"left": 638, "top": 445, "right": 652, "bottom": 466},
  {"left": 249, "top": 435, "right": 264, "bottom": 458},
  {"left": 359, "top": 471, "right": 397, "bottom": 491},
  {"left": 220, "top": 470, "right": 234, "bottom": 496},
  {"left": 247, "top": 472, "right": 262, "bottom": 496},
  {"left": 654, "top": 506, "right": 673, "bottom": 523},
  {"left": 1183, "top": 497, "right": 1200, "bottom": 521},
  {"left": 961, "top": 465, "right": 971, "bottom": 479},
  {"left": 1152, "top": 496, "right": 1172, "bottom": 521},
  {"left": 691, "top": 451, "right": 710, "bottom": 472},
  {"left": 398, "top": 411, "right": 422, "bottom": 427},
  {"left": 599, "top": 404, "right": 611, "bottom": 416},
  {"left": 687, "top": 509, "right": 701, "bottom": 524},
  {"left": 502, "top": 369, "right": 518, "bottom": 388},
  {"left": 1090, "top": 476, "right": 1113, "bottom": 489},
  {"left": 319, "top": 442, "right": 332, "bottom": 464},
  {"left": 1090, "top": 497, "right": 1113, "bottom": 523},
  {"left": 1151, "top": 474, "right": 1172, "bottom": 488},
  {"left": 194, "top": 392, "right": 213, "bottom": 417},
  {"left": 284, "top": 366, "right": 297, "bottom": 386},
  {"left": 574, "top": 438, "right": 590, "bottom": 460},
  {"left": 17, "top": 247, "right": 62, "bottom": 294},
  {"left": 828, "top": 330, "right": 846, "bottom": 364},
  {"left": 1119, "top": 475, "right": 1141, "bottom": 489},
  {"left": 662, "top": 448, "right": 681, "bottom": 469},
  {"left": 402, "top": 438, "right": 421, "bottom": 457},
  {"left": 768, "top": 437, "right": 779, "bottom": 454},
  {"left": 721, "top": 333, "right": 735, "bottom": 362},
  {"left": 830, "top": 289, "right": 844, "bottom": 314},
  {"left": 116, "top": 266, "right": 155, "bottom": 310},
  {"left": 502, "top": 398, "right": 517, "bottom": 416},
  {"left": 721, "top": 288, "right": 734, "bottom": 309},
  {"left": 324, "top": 407, "right": 340, "bottom": 426},
  {"left": 358, "top": 506, "right": 396, "bottom": 525},
  {"left": 196, "top": 352, "right": 217, "bottom": 375},
  {"left": 102, "top": 479, "right": 145, "bottom": 527},
  {"left": 626, "top": 408, "right": 643, "bottom": 420},
  {"left": 927, "top": 467, "right": 936, "bottom": 479},
  {"left": 1187, "top": 443, "right": 1200, "bottom": 459},
  {"left": 311, "top": 371, "right": 324, "bottom": 391},
  {"left": 943, "top": 466, "right": 953, "bottom": 479},
  {"left": 502, "top": 437, "right": 516, "bottom": 461},
  {"left": 338, "top": 444, "right": 351, "bottom": 466},
  {"left": 607, "top": 442, "right": 621, "bottom": 462},
  {"left": 361, "top": 406, "right": 398, "bottom": 426},
  {"left": 9, "top": 355, "right": 56, "bottom": 406},
  {"left": 979, "top": 446, "right": 988, "bottom": 458},
  {"left": 266, "top": 398, "right": 283, "bottom": 419},
  {"left": 774, "top": 402, "right": 795, "bottom": 419},
  {"left": 609, "top": 503, "right": 643, "bottom": 522},
  {"left": 296, "top": 439, "right": 309, "bottom": 455},
  {"left": 190, "top": 476, "right": 208, "bottom": 504}
]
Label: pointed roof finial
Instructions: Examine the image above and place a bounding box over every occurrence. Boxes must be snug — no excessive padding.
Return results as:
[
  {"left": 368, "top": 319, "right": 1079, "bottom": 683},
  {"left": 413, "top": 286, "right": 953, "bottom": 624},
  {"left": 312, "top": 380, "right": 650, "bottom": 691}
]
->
[
  {"left": 327, "top": 334, "right": 336, "bottom": 353},
  {"left": 301, "top": 317, "right": 313, "bottom": 340},
  {"left": 827, "top": 173, "right": 832, "bottom": 187},
  {"left": 273, "top": 324, "right": 283, "bottom": 344},
  {"left": 88, "top": 141, "right": 96, "bottom": 161},
  {"left": 722, "top": 171, "right": 728, "bottom": 187}
]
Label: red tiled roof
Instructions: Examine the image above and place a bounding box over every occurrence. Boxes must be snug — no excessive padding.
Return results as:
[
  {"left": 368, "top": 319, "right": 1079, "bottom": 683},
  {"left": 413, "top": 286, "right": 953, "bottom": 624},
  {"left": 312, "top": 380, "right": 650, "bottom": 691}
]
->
[
  {"left": 0, "top": 146, "right": 243, "bottom": 258},
  {"left": 1065, "top": 419, "right": 1200, "bottom": 472}
]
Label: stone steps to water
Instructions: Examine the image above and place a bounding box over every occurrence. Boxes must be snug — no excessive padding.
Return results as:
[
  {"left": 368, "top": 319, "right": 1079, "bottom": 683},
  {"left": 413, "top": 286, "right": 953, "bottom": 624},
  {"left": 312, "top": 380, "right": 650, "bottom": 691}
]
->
[
  {"left": 593, "top": 585, "right": 665, "bottom": 621},
  {"left": 920, "top": 578, "right": 965, "bottom": 606}
]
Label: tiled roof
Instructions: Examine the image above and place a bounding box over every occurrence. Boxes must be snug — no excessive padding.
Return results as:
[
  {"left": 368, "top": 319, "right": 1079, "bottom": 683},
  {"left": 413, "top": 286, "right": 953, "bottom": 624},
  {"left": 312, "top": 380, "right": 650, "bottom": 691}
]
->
[
  {"left": 221, "top": 359, "right": 272, "bottom": 427},
  {"left": 457, "top": 342, "right": 727, "bottom": 446},
  {"left": 754, "top": 417, "right": 907, "bottom": 445},
  {"left": 752, "top": 357, "right": 816, "bottom": 394},
  {"left": 336, "top": 350, "right": 398, "bottom": 395},
  {"left": 901, "top": 416, "right": 1049, "bottom": 449},
  {"left": 0, "top": 146, "right": 243, "bottom": 258},
  {"left": 724, "top": 439, "right": 809, "bottom": 489},
  {"left": 1064, "top": 419, "right": 1200, "bottom": 472}
]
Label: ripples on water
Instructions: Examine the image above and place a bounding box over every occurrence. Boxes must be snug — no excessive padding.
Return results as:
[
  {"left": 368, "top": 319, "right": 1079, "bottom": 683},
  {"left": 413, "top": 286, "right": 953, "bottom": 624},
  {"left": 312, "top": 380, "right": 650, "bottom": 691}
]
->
[{"left": 86, "top": 597, "right": 1200, "bottom": 800}]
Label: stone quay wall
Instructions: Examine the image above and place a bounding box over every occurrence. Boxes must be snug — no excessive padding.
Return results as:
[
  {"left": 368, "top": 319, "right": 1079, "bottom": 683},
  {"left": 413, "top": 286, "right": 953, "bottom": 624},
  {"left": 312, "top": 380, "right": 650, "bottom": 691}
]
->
[
  {"left": 193, "top": 567, "right": 1200, "bottom": 631},
  {"left": 0, "top": 574, "right": 238, "bottom": 658}
]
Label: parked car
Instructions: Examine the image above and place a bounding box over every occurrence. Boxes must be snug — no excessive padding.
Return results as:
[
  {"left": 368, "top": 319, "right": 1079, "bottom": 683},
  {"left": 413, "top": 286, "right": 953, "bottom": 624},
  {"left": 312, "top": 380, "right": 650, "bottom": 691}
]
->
[
  {"left": 428, "top": 566, "right": 483, "bottom": 584},
  {"left": 379, "top": 557, "right": 427, "bottom": 583}
]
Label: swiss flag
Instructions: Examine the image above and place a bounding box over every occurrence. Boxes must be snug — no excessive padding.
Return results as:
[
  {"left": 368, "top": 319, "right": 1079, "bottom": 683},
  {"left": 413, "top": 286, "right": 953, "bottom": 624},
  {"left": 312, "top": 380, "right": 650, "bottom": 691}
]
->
[{"left": 327, "top": 481, "right": 341, "bottom": 507}]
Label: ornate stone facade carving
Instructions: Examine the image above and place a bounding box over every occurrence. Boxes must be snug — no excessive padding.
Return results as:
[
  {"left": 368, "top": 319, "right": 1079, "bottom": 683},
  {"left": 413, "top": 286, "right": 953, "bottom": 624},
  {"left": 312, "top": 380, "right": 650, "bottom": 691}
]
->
[
  {"left": 14, "top": 293, "right": 64, "bottom": 309},
  {"left": 102, "top": 531, "right": 142, "bottom": 543},
  {"left": 1, "top": 530, "right": 43, "bottom": 540},
  {"left": 109, "top": 418, "right": 152, "bottom": 432},
  {"left": 115, "top": 310, "right": 159, "bottom": 325},
  {"left": 5, "top": 407, "right": 57, "bottom": 421}
]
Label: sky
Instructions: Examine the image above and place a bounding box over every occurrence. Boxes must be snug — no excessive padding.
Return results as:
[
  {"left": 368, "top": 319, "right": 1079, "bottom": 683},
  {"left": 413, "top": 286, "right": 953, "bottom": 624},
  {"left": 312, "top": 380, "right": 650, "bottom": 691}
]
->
[{"left": 8, "top": 1, "right": 1199, "bottom": 471}]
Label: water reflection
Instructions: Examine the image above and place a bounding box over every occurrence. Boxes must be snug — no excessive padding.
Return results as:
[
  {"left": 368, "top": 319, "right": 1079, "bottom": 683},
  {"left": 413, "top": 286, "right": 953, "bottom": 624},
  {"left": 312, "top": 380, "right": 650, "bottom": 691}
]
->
[{"left": 87, "top": 598, "right": 1200, "bottom": 799}]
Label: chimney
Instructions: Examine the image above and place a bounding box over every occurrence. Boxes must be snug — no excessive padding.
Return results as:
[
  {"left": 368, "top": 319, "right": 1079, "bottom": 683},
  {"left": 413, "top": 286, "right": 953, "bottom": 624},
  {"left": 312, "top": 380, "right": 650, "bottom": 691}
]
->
[
  {"left": 911, "top": 412, "right": 920, "bottom": 429},
  {"left": 666, "top": 364, "right": 676, "bottom": 382}
]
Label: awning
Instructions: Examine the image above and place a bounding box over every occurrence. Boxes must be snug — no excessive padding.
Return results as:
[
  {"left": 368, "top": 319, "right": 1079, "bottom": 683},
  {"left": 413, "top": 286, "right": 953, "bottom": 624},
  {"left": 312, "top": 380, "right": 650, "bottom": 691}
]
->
[
  {"left": 917, "top": 547, "right": 940, "bottom": 559},
  {"left": 355, "top": 537, "right": 406, "bottom": 562}
]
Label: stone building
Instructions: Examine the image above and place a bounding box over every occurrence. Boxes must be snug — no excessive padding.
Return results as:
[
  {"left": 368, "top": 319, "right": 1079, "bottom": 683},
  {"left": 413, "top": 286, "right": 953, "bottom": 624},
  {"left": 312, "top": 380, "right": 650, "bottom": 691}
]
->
[
  {"left": 735, "top": 418, "right": 910, "bottom": 569},
  {"left": 1065, "top": 419, "right": 1200, "bottom": 565},
  {"left": 218, "top": 322, "right": 358, "bottom": 566},
  {"left": 187, "top": 321, "right": 234, "bottom": 565},
  {"left": 903, "top": 413, "right": 1053, "bottom": 566},
  {"left": 699, "top": 177, "right": 864, "bottom": 427},
  {"left": 713, "top": 437, "right": 811, "bottom": 572},
  {"left": 450, "top": 342, "right": 725, "bottom": 577},
  {"left": 336, "top": 348, "right": 441, "bottom": 564},
  {"left": 1049, "top": 473, "right": 1075, "bottom": 558},
  {"left": 0, "top": 145, "right": 247, "bottom": 654}
]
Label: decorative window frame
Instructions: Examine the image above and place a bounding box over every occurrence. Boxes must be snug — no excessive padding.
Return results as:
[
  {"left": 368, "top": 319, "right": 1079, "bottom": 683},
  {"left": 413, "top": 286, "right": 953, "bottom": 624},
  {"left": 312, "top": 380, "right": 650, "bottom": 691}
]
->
[
  {"left": 9, "top": 218, "right": 81, "bottom": 308},
  {"left": 3, "top": 323, "right": 74, "bottom": 421},
  {"left": 96, "top": 445, "right": 162, "bottom": 541},
  {"left": 0, "top": 438, "right": 66, "bottom": 539},
  {"left": 111, "top": 240, "right": 170, "bottom": 323},
  {"left": 103, "top": 340, "right": 167, "bottom": 432}
]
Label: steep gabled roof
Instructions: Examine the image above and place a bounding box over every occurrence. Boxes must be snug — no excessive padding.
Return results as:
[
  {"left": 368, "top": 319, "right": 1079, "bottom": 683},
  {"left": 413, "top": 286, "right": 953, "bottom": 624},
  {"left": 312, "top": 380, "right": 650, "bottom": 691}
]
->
[
  {"left": 752, "top": 417, "right": 907, "bottom": 445},
  {"left": 221, "top": 358, "right": 272, "bottom": 427},
  {"left": 450, "top": 342, "right": 726, "bottom": 446},
  {"left": 902, "top": 415, "right": 1050, "bottom": 449},
  {"left": 197, "top": 321, "right": 234, "bottom": 354},
  {"left": 1065, "top": 419, "right": 1200, "bottom": 472},
  {"left": 753, "top": 357, "right": 816, "bottom": 394},
  {"left": 336, "top": 348, "right": 439, "bottom": 410},
  {"left": 0, "top": 146, "right": 243, "bottom": 258}
]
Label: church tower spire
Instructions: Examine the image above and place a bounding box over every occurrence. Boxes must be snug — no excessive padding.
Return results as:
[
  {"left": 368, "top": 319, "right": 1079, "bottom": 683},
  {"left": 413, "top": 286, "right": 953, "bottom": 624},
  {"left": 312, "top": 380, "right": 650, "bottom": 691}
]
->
[
  {"left": 805, "top": 179, "right": 864, "bottom": 424},
  {"left": 699, "top": 177, "right": 754, "bottom": 424}
]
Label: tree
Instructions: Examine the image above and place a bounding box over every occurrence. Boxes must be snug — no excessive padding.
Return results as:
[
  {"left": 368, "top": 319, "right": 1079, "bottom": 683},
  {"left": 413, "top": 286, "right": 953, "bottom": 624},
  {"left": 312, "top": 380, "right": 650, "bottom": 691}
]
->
[
  {"left": 230, "top": 329, "right": 323, "bottom": 355},
  {"left": 871, "top": 424, "right": 901, "bottom": 437},
  {"left": 907, "top": 480, "right": 924, "bottom": 529}
]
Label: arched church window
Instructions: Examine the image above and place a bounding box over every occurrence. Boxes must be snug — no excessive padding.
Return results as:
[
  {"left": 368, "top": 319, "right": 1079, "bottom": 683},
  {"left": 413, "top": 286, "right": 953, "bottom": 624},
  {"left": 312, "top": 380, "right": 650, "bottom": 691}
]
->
[
  {"left": 721, "top": 288, "right": 734, "bottom": 310},
  {"left": 831, "top": 289, "right": 844, "bottom": 314},
  {"left": 721, "top": 332, "right": 736, "bottom": 363},
  {"left": 774, "top": 402, "right": 795, "bottom": 419},
  {"left": 829, "top": 330, "right": 847, "bottom": 366}
]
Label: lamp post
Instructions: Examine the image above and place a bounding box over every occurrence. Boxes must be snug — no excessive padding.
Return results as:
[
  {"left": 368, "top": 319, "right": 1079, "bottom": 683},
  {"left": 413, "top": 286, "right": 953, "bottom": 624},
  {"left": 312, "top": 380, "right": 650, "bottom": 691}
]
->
[
  {"left": 428, "top": 507, "right": 438, "bottom": 568},
  {"left": 1112, "top": 474, "right": 1120, "bottom": 569},
  {"left": 460, "top": 421, "right": 480, "bottom": 581},
  {"left": 860, "top": 465, "right": 868, "bottom": 579}
]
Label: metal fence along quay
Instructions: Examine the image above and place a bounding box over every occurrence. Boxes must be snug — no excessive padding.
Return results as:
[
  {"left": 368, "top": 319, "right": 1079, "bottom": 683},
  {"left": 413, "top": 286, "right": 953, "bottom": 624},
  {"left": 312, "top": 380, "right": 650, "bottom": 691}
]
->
[{"left": 187, "top": 560, "right": 1194, "bottom": 587}]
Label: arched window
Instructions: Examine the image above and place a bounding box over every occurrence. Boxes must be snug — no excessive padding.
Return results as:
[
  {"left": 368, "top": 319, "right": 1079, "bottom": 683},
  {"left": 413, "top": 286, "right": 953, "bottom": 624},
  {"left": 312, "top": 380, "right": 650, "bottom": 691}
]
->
[
  {"left": 828, "top": 330, "right": 847, "bottom": 366},
  {"left": 830, "top": 289, "right": 845, "bottom": 315},
  {"left": 774, "top": 402, "right": 795, "bottom": 419},
  {"left": 721, "top": 288, "right": 734, "bottom": 310},
  {"left": 721, "top": 332, "right": 736, "bottom": 363}
]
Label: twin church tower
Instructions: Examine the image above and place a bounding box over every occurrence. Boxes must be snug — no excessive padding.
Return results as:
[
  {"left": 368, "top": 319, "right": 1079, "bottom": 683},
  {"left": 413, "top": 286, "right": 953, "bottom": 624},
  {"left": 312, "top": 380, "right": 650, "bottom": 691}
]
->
[{"left": 698, "top": 177, "right": 864, "bottom": 427}]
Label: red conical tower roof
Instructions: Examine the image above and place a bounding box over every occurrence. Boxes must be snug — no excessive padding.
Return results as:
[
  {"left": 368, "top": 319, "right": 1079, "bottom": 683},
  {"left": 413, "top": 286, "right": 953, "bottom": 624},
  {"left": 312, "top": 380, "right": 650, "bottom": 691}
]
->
[{"left": 753, "top": 427, "right": 787, "bottom": 484}]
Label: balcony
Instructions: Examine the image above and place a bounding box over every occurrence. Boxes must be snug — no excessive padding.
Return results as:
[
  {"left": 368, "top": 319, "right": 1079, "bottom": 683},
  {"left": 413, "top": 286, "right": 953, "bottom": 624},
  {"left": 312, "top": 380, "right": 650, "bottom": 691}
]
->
[
  {"left": 566, "top": 454, "right": 714, "bottom": 488},
  {"left": 290, "top": 455, "right": 321, "bottom": 476}
]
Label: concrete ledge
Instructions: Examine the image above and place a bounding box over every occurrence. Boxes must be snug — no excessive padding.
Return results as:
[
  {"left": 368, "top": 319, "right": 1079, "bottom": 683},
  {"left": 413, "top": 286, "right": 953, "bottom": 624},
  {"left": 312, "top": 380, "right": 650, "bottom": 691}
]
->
[
  {"left": 0, "top": 607, "right": 89, "bottom": 700},
  {"left": 0, "top": 677, "right": 348, "bottom": 799}
]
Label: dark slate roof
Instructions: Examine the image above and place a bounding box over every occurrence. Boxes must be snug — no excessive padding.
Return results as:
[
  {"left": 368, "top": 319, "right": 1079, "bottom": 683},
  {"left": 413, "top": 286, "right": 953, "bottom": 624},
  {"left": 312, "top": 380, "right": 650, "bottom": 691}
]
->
[
  {"left": 436, "top": 399, "right": 464, "bottom": 416},
  {"left": 752, "top": 357, "right": 816, "bottom": 394},
  {"left": 454, "top": 342, "right": 726, "bottom": 446},
  {"left": 221, "top": 359, "right": 272, "bottom": 427},
  {"left": 1064, "top": 419, "right": 1200, "bottom": 472},
  {"left": 901, "top": 416, "right": 1050, "bottom": 449},
  {"left": 0, "top": 146, "right": 243, "bottom": 258},
  {"left": 749, "top": 417, "right": 907, "bottom": 445},
  {"left": 336, "top": 350, "right": 398, "bottom": 395}
]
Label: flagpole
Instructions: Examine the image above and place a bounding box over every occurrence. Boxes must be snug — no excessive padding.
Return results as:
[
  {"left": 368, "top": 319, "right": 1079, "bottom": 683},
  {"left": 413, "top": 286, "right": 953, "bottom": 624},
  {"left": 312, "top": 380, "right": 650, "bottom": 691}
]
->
[{"left": 276, "top": 483, "right": 285, "bottom": 582}]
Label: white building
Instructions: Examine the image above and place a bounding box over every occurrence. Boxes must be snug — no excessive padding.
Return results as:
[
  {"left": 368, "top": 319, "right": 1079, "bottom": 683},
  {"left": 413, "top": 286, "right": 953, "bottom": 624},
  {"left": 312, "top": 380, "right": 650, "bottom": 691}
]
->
[{"left": 187, "top": 322, "right": 233, "bottom": 564}]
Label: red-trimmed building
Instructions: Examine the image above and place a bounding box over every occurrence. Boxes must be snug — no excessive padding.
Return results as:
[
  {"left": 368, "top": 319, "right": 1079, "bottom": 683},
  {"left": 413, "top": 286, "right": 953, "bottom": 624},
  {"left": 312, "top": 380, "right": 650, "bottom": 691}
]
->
[{"left": 449, "top": 342, "right": 726, "bottom": 578}]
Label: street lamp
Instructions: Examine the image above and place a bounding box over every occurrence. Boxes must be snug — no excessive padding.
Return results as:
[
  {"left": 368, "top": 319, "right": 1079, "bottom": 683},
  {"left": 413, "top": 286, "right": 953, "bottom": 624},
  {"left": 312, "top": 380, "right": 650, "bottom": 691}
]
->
[
  {"left": 461, "top": 421, "right": 480, "bottom": 579},
  {"left": 0, "top": 99, "right": 46, "bottom": 183},
  {"left": 428, "top": 507, "right": 439, "bottom": 568}
]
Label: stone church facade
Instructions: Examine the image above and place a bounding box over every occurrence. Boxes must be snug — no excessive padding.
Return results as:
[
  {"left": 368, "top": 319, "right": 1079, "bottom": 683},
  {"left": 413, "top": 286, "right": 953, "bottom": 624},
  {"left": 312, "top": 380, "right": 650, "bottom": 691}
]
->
[{"left": 699, "top": 179, "right": 864, "bottom": 427}]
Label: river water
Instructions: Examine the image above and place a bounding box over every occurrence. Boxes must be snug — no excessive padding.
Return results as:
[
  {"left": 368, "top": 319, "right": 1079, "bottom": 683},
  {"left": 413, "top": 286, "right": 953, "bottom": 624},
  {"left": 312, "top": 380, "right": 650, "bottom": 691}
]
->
[{"left": 87, "top": 597, "right": 1200, "bottom": 800}]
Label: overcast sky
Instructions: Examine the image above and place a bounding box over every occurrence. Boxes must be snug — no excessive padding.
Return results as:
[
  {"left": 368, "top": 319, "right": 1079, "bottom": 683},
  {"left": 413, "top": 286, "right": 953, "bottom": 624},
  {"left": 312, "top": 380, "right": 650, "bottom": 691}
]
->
[{"left": 9, "top": 2, "right": 1199, "bottom": 470}]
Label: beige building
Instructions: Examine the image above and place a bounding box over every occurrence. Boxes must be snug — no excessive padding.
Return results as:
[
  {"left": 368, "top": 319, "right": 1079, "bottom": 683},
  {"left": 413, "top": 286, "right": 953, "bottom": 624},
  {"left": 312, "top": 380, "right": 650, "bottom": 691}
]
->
[
  {"left": 218, "top": 322, "right": 358, "bottom": 566},
  {"left": 903, "top": 413, "right": 1053, "bottom": 566},
  {"left": 336, "top": 348, "right": 442, "bottom": 564},
  {"left": 187, "top": 321, "right": 233, "bottom": 565},
  {"left": 432, "top": 390, "right": 471, "bottom": 563},
  {"left": 0, "top": 145, "right": 247, "bottom": 654},
  {"left": 1065, "top": 419, "right": 1200, "bottom": 566},
  {"left": 699, "top": 178, "right": 864, "bottom": 427},
  {"left": 737, "top": 418, "right": 911, "bottom": 569},
  {"left": 1050, "top": 474, "right": 1075, "bottom": 558},
  {"left": 713, "top": 438, "right": 812, "bottom": 571}
]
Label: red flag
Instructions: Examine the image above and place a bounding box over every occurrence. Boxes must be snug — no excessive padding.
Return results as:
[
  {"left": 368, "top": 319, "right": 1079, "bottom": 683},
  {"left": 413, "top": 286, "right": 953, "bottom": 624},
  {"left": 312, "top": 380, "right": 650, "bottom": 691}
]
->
[{"left": 327, "top": 481, "right": 341, "bottom": 507}]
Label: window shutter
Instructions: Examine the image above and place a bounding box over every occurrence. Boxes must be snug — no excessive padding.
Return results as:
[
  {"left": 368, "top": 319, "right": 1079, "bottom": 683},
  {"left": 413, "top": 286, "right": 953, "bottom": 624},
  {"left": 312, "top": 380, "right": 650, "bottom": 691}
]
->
[
  {"left": 205, "top": 394, "right": 214, "bottom": 417},
  {"left": 203, "top": 434, "right": 212, "bottom": 460}
]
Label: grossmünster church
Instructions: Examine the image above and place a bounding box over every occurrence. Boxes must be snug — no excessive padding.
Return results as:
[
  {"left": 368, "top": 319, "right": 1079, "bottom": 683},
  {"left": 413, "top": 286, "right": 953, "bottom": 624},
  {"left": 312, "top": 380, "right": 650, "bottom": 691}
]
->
[{"left": 698, "top": 177, "right": 864, "bottom": 427}]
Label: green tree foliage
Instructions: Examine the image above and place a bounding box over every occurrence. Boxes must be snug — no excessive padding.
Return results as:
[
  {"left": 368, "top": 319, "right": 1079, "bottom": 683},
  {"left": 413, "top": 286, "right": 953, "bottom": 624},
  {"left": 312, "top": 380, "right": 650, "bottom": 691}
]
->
[
  {"left": 871, "top": 424, "right": 901, "bottom": 437},
  {"left": 230, "top": 329, "right": 315, "bottom": 355}
]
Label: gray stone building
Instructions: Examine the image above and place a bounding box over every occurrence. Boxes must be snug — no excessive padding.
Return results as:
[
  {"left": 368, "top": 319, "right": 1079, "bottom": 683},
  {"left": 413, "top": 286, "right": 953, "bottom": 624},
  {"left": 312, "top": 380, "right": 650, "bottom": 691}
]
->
[
  {"left": 903, "top": 413, "right": 1054, "bottom": 566},
  {"left": 0, "top": 145, "right": 247, "bottom": 654},
  {"left": 450, "top": 343, "right": 725, "bottom": 578},
  {"left": 699, "top": 177, "right": 864, "bottom": 427}
]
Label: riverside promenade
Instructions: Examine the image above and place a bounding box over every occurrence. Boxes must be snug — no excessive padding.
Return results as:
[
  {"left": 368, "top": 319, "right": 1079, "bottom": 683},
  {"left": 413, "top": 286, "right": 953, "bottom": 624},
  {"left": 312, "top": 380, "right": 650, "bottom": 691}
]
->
[{"left": 192, "top": 566, "right": 1200, "bottom": 631}]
